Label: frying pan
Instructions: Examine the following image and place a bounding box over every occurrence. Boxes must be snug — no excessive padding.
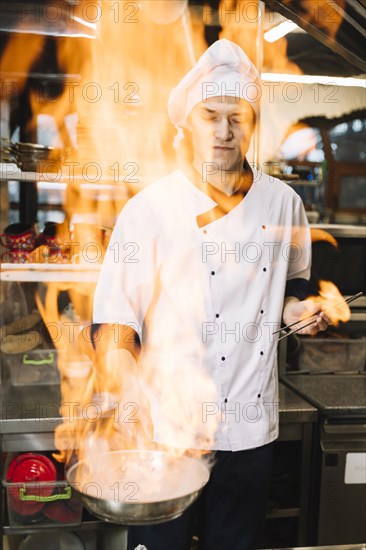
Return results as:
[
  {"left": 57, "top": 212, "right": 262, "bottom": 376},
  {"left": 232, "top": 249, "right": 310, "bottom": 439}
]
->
[{"left": 66, "top": 449, "right": 209, "bottom": 525}]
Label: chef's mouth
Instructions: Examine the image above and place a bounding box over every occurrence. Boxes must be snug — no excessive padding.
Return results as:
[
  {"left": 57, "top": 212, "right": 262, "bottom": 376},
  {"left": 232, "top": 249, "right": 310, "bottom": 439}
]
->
[{"left": 213, "top": 146, "right": 234, "bottom": 151}]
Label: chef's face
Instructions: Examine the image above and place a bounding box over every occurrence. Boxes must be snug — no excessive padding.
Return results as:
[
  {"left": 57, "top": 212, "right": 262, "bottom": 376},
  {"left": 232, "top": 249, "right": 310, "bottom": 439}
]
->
[{"left": 187, "top": 96, "right": 256, "bottom": 174}]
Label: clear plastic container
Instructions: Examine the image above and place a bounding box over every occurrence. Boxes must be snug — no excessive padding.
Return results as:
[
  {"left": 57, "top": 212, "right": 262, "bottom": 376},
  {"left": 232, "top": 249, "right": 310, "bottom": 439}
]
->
[
  {"left": 6, "top": 349, "right": 60, "bottom": 385},
  {"left": 3, "top": 480, "right": 82, "bottom": 527},
  {"left": 0, "top": 281, "right": 28, "bottom": 385}
]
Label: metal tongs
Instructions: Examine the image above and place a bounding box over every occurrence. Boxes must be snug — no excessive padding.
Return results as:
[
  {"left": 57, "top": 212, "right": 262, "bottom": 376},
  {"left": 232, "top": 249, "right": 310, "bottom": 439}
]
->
[{"left": 274, "top": 291, "right": 364, "bottom": 341}]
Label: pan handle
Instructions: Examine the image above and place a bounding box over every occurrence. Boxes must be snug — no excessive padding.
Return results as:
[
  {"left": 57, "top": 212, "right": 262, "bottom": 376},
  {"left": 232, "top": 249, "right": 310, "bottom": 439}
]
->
[{"left": 19, "top": 486, "right": 71, "bottom": 502}]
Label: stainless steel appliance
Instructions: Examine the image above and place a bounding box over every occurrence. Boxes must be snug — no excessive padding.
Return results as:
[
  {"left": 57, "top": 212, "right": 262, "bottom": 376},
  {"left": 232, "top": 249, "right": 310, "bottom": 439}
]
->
[
  {"left": 282, "top": 225, "right": 366, "bottom": 546},
  {"left": 284, "top": 374, "right": 366, "bottom": 545}
]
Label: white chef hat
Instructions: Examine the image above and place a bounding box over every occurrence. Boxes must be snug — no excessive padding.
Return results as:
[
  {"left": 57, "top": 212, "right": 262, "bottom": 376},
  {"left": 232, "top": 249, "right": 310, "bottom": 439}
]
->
[{"left": 168, "top": 39, "right": 260, "bottom": 129}]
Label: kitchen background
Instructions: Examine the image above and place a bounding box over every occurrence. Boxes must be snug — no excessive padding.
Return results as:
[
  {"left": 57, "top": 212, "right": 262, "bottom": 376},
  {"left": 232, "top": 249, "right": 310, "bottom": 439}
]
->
[{"left": 0, "top": 1, "right": 365, "bottom": 549}]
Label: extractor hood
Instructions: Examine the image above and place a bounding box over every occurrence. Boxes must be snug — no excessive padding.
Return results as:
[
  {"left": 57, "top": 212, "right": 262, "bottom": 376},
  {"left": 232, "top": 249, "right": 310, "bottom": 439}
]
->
[
  {"left": 0, "top": 0, "right": 97, "bottom": 38},
  {"left": 263, "top": 0, "right": 366, "bottom": 73}
]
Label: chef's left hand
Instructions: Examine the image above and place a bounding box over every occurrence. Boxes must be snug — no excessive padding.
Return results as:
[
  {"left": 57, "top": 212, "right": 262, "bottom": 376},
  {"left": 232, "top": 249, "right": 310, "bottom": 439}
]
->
[{"left": 282, "top": 297, "right": 331, "bottom": 335}]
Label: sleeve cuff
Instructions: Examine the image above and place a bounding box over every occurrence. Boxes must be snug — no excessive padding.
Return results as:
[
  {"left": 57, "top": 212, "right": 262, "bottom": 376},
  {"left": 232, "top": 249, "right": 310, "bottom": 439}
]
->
[{"left": 285, "top": 278, "right": 315, "bottom": 301}]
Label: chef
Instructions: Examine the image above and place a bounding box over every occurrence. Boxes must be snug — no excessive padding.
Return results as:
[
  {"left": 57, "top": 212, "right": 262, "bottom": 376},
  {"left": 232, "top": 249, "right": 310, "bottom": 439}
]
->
[{"left": 92, "top": 39, "right": 329, "bottom": 550}]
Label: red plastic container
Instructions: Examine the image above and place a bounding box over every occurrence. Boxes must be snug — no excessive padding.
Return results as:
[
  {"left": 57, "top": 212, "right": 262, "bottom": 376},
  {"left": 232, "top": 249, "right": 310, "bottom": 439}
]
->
[{"left": 6, "top": 454, "right": 56, "bottom": 516}]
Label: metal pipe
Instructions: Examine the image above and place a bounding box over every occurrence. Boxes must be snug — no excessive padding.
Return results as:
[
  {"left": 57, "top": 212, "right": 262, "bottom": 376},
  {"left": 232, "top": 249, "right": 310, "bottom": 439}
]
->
[{"left": 253, "top": 0, "right": 264, "bottom": 167}]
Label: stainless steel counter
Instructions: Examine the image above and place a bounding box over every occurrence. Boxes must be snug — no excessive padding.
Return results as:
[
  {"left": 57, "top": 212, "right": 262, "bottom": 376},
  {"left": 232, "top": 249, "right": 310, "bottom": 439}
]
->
[
  {"left": 0, "top": 381, "right": 317, "bottom": 436},
  {"left": 278, "top": 382, "right": 318, "bottom": 424},
  {"left": 0, "top": 380, "right": 319, "bottom": 546},
  {"left": 283, "top": 373, "right": 366, "bottom": 419}
]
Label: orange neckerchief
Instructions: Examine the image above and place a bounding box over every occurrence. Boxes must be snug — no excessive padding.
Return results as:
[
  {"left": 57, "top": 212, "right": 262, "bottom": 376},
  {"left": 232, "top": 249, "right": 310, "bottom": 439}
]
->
[{"left": 185, "top": 162, "right": 253, "bottom": 228}]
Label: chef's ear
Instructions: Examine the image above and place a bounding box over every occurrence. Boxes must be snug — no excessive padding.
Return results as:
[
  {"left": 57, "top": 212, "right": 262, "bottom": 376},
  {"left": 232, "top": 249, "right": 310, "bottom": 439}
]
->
[
  {"left": 174, "top": 127, "right": 194, "bottom": 164},
  {"left": 172, "top": 125, "right": 185, "bottom": 150},
  {"left": 252, "top": 110, "right": 257, "bottom": 128}
]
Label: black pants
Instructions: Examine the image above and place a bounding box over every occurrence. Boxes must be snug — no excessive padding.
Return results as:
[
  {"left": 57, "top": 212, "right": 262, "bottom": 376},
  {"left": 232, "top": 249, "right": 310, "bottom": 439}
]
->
[{"left": 127, "top": 442, "right": 274, "bottom": 550}]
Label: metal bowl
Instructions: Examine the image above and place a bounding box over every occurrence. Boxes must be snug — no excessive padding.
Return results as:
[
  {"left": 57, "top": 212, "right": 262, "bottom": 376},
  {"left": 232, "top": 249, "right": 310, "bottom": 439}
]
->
[{"left": 66, "top": 450, "right": 210, "bottom": 525}]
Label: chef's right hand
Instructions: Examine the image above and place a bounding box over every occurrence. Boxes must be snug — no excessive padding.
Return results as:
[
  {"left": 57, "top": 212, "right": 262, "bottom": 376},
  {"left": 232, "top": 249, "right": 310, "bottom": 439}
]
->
[{"left": 282, "top": 297, "right": 330, "bottom": 335}]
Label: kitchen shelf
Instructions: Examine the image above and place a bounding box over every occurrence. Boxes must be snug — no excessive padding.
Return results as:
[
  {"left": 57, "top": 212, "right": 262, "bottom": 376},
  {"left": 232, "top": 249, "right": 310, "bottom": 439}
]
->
[
  {"left": 0, "top": 263, "right": 100, "bottom": 283},
  {"left": 2, "top": 520, "right": 121, "bottom": 536},
  {"left": 1, "top": 164, "right": 320, "bottom": 188},
  {"left": 0, "top": 162, "right": 152, "bottom": 187},
  {"left": 282, "top": 179, "right": 321, "bottom": 187}
]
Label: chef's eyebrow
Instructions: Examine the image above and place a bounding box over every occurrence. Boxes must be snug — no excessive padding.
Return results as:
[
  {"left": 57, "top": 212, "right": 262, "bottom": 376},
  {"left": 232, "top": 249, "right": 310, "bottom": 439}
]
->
[
  {"left": 199, "top": 106, "right": 244, "bottom": 116},
  {"left": 200, "top": 106, "right": 217, "bottom": 113}
]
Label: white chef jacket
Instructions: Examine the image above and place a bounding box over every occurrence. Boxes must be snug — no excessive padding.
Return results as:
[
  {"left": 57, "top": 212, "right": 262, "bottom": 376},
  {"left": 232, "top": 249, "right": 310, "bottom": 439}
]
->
[{"left": 93, "top": 168, "right": 311, "bottom": 451}]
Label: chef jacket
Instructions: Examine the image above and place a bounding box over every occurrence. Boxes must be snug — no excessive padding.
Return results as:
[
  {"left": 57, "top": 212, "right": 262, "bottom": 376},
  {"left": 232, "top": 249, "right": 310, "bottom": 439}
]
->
[{"left": 93, "top": 168, "right": 311, "bottom": 451}]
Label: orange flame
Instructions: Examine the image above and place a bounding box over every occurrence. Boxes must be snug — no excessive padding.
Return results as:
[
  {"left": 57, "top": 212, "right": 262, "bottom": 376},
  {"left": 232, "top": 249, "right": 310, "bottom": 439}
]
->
[
  {"left": 2, "top": 1, "right": 311, "bottom": 483},
  {"left": 41, "top": 1, "right": 218, "bottom": 471},
  {"left": 305, "top": 280, "right": 351, "bottom": 326},
  {"left": 310, "top": 228, "right": 338, "bottom": 248}
]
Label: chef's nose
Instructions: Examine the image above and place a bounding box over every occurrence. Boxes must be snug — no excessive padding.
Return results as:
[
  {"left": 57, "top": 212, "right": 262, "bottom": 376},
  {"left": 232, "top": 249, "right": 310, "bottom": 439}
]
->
[{"left": 214, "top": 117, "right": 232, "bottom": 141}]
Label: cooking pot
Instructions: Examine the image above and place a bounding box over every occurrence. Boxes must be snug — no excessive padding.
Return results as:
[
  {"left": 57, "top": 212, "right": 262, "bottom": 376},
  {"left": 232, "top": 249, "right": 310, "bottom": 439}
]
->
[{"left": 66, "top": 449, "right": 210, "bottom": 525}]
